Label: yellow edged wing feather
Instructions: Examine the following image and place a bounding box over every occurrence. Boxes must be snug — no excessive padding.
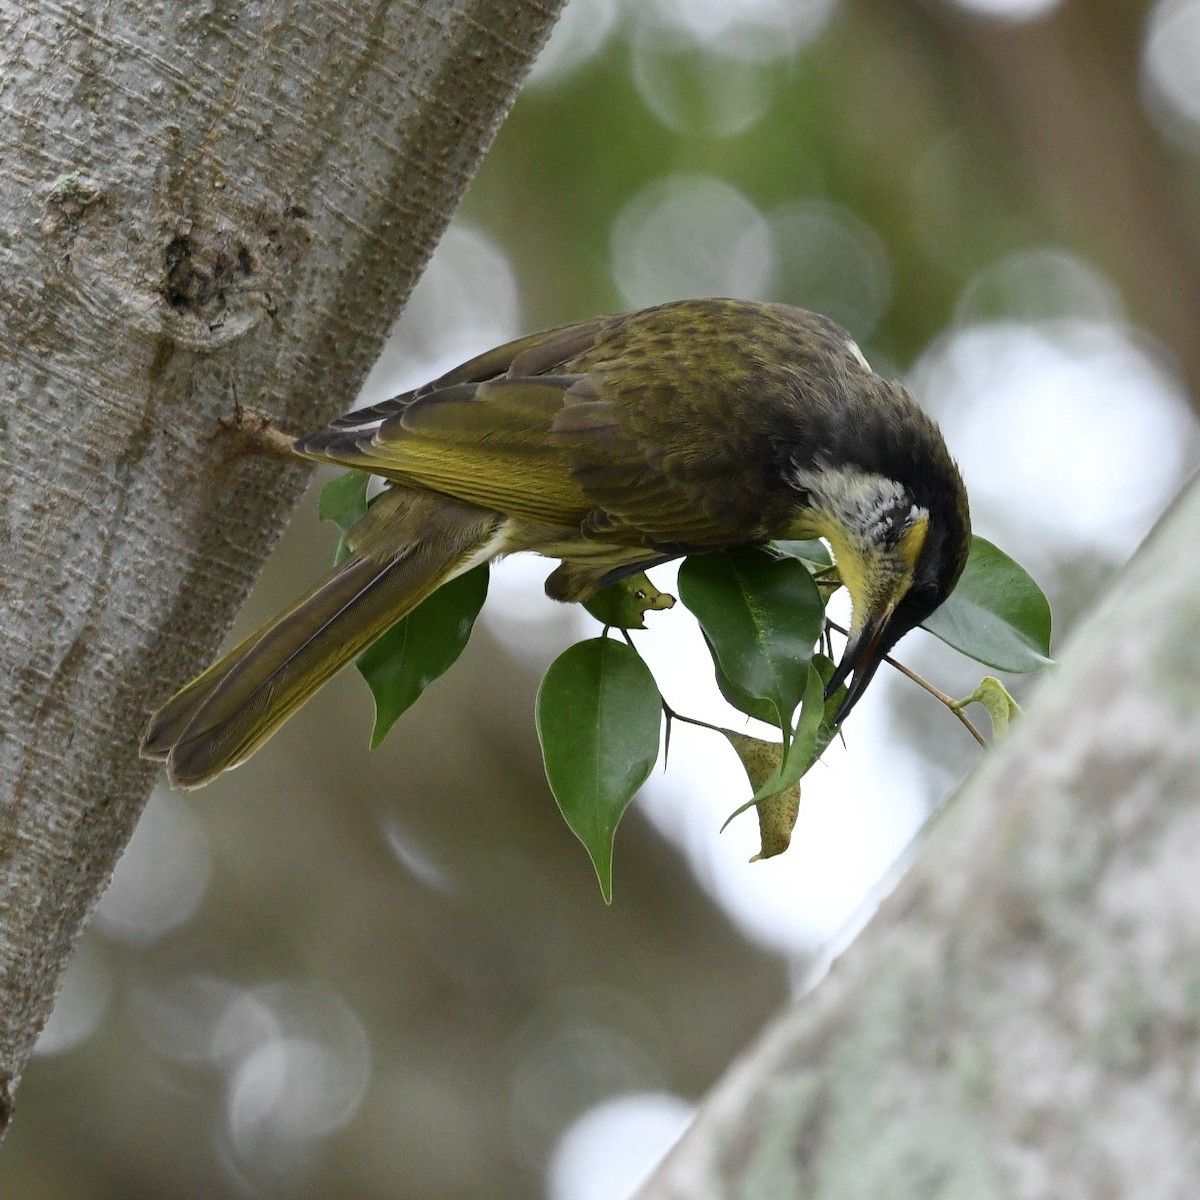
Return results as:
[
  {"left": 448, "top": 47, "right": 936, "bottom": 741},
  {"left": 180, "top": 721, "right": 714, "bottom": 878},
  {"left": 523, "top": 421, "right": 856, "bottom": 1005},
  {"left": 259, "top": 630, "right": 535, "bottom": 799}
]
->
[{"left": 299, "top": 379, "right": 597, "bottom": 529}]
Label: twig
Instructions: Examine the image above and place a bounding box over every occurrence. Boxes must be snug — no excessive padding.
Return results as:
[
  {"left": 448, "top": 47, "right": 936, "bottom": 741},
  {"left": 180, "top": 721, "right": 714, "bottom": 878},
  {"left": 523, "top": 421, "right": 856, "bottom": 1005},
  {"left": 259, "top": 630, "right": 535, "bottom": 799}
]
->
[
  {"left": 824, "top": 618, "right": 987, "bottom": 748},
  {"left": 209, "top": 404, "right": 304, "bottom": 462}
]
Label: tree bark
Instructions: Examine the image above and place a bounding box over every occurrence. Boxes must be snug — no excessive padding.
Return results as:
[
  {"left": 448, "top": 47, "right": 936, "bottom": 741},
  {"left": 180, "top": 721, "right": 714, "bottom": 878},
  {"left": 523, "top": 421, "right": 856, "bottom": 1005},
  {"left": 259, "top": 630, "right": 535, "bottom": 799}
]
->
[
  {"left": 0, "top": 0, "right": 562, "bottom": 1129},
  {"left": 635, "top": 474, "right": 1200, "bottom": 1197}
]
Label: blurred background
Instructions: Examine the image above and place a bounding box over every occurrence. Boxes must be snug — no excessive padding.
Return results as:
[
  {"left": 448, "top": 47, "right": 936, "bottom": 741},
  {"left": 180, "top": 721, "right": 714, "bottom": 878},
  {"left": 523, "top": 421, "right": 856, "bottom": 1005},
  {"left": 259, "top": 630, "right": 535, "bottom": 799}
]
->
[{"left": 7, "top": 0, "right": 1200, "bottom": 1196}]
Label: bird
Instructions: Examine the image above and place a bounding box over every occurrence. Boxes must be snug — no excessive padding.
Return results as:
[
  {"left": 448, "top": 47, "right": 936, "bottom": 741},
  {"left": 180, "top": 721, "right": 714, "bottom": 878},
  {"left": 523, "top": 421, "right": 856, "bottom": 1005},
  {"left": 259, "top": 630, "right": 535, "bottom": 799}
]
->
[{"left": 142, "top": 297, "right": 971, "bottom": 789}]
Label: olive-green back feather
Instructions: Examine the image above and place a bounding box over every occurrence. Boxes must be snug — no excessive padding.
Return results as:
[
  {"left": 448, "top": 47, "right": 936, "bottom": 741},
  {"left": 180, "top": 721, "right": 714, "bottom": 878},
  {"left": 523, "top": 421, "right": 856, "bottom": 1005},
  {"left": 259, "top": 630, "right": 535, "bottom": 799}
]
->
[{"left": 295, "top": 301, "right": 845, "bottom": 552}]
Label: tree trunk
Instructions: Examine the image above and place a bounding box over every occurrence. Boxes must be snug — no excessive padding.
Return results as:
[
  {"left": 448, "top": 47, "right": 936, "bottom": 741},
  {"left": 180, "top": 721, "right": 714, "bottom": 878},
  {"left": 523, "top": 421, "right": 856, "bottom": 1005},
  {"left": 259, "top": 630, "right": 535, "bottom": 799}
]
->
[
  {"left": 636, "top": 474, "right": 1200, "bottom": 1197},
  {"left": 0, "top": 0, "right": 563, "bottom": 1129}
]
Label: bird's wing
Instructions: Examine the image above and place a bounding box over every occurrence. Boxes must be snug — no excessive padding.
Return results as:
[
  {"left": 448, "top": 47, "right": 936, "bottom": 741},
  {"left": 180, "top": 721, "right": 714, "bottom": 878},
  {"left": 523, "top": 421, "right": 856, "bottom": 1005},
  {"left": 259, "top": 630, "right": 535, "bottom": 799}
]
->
[
  {"left": 296, "top": 317, "right": 637, "bottom": 528},
  {"left": 322, "top": 316, "right": 617, "bottom": 431},
  {"left": 298, "top": 376, "right": 597, "bottom": 527},
  {"left": 298, "top": 304, "right": 789, "bottom": 546},
  {"left": 548, "top": 375, "right": 784, "bottom": 549}
]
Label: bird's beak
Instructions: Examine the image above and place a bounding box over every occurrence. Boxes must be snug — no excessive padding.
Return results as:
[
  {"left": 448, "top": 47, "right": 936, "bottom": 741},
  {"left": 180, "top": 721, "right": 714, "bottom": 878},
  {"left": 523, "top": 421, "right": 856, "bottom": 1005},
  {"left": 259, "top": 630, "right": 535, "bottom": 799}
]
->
[{"left": 825, "top": 608, "right": 893, "bottom": 726}]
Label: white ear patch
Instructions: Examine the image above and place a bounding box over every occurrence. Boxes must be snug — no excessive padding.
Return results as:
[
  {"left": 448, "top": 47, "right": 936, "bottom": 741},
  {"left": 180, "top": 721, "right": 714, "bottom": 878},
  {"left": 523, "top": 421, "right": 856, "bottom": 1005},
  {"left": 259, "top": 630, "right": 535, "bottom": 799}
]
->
[{"left": 789, "top": 462, "right": 922, "bottom": 547}]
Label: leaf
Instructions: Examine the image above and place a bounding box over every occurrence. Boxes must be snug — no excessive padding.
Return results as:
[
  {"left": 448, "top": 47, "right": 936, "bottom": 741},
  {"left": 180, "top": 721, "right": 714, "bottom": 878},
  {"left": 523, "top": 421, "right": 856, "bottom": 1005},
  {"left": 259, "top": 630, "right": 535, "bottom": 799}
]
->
[
  {"left": 318, "top": 469, "right": 371, "bottom": 533},
  {"left": 720, "top": 663, "right": 828, "bottom": 830},
  {"left": 318, "top": 470, "right": 371, "bottom": 565},
  {"left": 678, "top": 547, "right": 824, "bottom": 751},
  {"left": 810, "top": 653, "right": 845, "bottom": 762},
  {"left": 772, "top": 538, "right": 833, "bottom": 568},
  {"left": 721, "top": 731, "right": 801, "bottom": 861},
  {"left": 955, "top": 676, "right": 1021, "bottom": 740},
  {"left": 583, "top": 572, "right": 676, "bottom": 630},
  {"left": 535, "top": 638, "right": 662, "bottom": 903},
  {"left": 922, "top": 536, "right": 1053, "bottom": 673},
  {"left": 707, "top": 636, "right": 779, "bottom": 726},
  {"left": 356, "top": 564, "right": 489, "bottom": 747},
  {"left": 752, "top": 784, "right": 801, "bottom": 862},
  {"left": 750, "top": 663, "right": 827, "bottom": 803}
]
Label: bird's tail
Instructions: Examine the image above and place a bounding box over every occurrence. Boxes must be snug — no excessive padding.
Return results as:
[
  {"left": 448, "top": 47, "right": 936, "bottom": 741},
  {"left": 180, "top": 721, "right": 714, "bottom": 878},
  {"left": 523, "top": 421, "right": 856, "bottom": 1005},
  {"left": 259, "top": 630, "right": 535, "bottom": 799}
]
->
[{"left": 141, "top": 488, "right": 504, "bottom": 789}]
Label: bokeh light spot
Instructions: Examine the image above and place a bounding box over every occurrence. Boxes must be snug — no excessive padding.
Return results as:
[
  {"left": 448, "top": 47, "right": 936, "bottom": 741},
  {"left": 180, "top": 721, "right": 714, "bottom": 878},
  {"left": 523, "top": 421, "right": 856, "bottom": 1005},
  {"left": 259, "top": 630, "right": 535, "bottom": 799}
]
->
[
  {"left": 528, "top": 0, "right": 620, "bottom": 87},
  {"left": 768, "top": 200, "right": 892, "bottom": 337},
  {"left": 1142, "top": 0, "right": 1200, "bottom": 156},
  {"left": 610, "top": 174, "right": 774, "bottom": 306},
  {"left": 380, "top": 813, "right": 457, "bottom": 893},
  {"left": 627, "top": 0, "right": 837, "bottom": 60},
  {"left": 547, "top": 1092, "right": 695, "bottom": 1200},
  {"left": 130, "top": 974, "right": 246, "bottom": 1064},
  {"left": 92, "top": 789, "right": 211, "bottom": 948},
  {"left": 947, "top": 0, "right": 1062, "bottom": 19},
  {"left": 508, "top": 990, "right": 668, "bottom": 1167},
  {"left": 630, "top": 34, "right": 775, "bottom": 135},
  {"left": 220, "top": 982, "right": 371, "bottom": 1180},
  {"left": 356, "top": 223, "right": 521, "bottom": 404},
  {"left": 913, "top": 320, "right": 1193, "bottom": 556},
  {"left": 33, "top": 939, "right": 113, "bottom": 1056},
  {"left": 956, "top": 247, "right": 1125, "bottom": 324},
  {"left": 228, "top": 1037, "right": 361, "bottom": 1144}
]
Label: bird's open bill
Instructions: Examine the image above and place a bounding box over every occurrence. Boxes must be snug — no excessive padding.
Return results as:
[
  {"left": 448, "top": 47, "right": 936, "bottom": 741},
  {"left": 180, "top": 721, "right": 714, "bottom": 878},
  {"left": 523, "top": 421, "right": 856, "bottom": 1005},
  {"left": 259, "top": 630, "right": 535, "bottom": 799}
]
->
[{"left": 825, "top": 611, "right": 892, "bottom": 727}]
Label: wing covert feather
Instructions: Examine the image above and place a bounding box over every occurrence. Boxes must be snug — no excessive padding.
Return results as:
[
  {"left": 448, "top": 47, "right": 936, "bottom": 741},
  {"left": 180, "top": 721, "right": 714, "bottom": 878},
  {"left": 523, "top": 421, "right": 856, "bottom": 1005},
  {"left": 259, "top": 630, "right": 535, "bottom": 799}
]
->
[
  {"left": 299, "top": 379, "right": 595, "bottom": 527},
  {"left": 299, "top": 300, "right": 821, "bottom": 550},
  {"left": 324, "top": 316, "right": 617, "bottom": 431},
  {"left": 548, "top": 380, "right": 772, "bottom": 548}
]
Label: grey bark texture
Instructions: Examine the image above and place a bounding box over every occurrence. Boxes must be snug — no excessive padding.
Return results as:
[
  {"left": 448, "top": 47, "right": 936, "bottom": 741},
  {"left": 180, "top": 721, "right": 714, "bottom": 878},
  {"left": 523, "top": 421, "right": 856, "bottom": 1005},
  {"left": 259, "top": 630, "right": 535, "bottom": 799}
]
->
[
  {"left": 636, "top": 475, "right": 1200, "bottom": 1199},
  {"left": 0, "top": 0, "right": 562, "bottom": 1129}
]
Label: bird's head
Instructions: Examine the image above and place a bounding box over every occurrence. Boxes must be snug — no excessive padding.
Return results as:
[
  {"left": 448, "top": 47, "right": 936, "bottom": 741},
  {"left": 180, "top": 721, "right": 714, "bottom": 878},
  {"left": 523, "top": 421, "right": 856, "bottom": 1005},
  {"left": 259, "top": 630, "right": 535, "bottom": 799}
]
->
[{"left": 789, "top": 452, "right": 969, "bottom": 726}]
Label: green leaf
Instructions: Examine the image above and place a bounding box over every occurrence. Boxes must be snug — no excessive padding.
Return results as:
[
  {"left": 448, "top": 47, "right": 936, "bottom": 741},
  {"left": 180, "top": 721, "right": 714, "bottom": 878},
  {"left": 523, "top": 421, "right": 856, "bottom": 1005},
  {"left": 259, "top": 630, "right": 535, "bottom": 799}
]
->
[
  {"left": 535, "top": 638, "right": 662, "bottom": 902},
  {"left": 318, "top": 469, "right": 371, "bottom": 533},
  {"left": 319, "top": 470, "right": 372, "bottom": 565},
  {"left": 922, "top": 536, "right": 1053, "bottom": 673},
  {"left": 954, "top": 676, "right": 1021, "bottom": 740},
  {"left": 356, "top": 564, "right": 489, "bottom": 747},
  {"left": 583, "top": 572, "right": 676, "bottom": 630},
  {"left": 678, "top": 547, "right": 824, "bottom": 750},
  {"left": 809, "top": 653, "right": 844, "bottom": 762},
  {"left": 772, "top": 538, "right": 833, "bottom": 568},
  {"left": 707, "top": 635, "right": 779, "bottom": 726},
  {"left": 720, "top": 663, "right": 828, "bottom": 830},
  {"left": 750, "top": 663, "right": 827, "bottom": 803}
]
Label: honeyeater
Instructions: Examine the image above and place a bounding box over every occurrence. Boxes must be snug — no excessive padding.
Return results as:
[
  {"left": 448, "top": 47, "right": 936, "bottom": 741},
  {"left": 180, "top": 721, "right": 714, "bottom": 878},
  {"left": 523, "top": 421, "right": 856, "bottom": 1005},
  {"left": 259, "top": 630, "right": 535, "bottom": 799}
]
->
[{"left": 142, "top": 297, "right": 970, "bottom": 788}]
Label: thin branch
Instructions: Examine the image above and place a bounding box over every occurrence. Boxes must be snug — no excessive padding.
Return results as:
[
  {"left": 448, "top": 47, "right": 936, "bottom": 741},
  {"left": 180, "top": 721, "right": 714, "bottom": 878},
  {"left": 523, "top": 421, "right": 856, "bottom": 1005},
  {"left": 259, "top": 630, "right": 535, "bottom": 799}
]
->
[{"left": 824, "top": 618, "right": 988, "bottom": 748}]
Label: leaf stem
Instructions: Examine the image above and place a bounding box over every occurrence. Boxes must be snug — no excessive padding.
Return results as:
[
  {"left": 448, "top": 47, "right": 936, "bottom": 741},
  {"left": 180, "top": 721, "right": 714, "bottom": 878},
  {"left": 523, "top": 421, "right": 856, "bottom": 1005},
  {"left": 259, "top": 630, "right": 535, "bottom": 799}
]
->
[
  {"left": 616, "top": 629, "right": 731, "bottom": 753},
  {"left": 659, "top": 699, "right": 731, "bottom": 738},
  {"left": 824, "top": 619, "right": 988, "bottom": 748}
]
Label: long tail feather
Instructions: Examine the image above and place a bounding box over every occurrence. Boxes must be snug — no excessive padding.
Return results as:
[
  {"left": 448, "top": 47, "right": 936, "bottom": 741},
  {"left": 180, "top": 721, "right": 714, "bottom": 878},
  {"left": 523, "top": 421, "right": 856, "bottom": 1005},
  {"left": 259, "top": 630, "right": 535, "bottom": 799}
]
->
[{"left": 142, "top": 490, "right": 504, "bottom": 788}]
